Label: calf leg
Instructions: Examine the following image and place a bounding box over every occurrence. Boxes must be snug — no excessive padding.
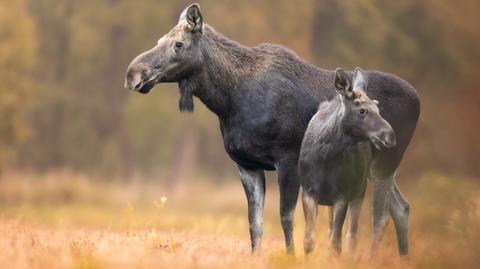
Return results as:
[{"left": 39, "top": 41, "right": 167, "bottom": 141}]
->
[
  {"left": 238, "top": 165, "right": 266, "bottom": 254},
  {"left": 328, "top": 206, "right": 334, "bottom": 239},
  {"left": 346, "top": 195, "right": 364, "bottom": 254},
  {"left": 389, "top": 182, "right": 410, "bottom": 256},
  {"left": 277, "top": 160, "right": 301, "bottom": 255},
  {"left": 370, "top": 173, "right": 394, "bottom": 258},
  {"left": 330, "top": 199, "right": 348, "bottom": 254},
  {"left": 302, "top": 191, "right": 318, "bottom": 255}
]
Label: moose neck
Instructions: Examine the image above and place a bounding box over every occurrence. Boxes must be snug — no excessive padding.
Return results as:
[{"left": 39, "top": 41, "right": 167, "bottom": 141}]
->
[
  {"left": 188, "top": 25, "right": 257, "bottom": 117},
  {"left": 315, "top": 96, "right": 355, "bottom": 160}
]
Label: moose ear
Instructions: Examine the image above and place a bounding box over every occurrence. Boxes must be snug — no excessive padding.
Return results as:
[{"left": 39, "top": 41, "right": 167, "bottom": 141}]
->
[
  {"left": 335, "top": 68, "right": 352, "bottom": 97},
  {"left": 352, "top": 67, "right": 368, "bottom": 91},
  {"left": 179, "top": 3, "right": 203, "bottom": 33}
]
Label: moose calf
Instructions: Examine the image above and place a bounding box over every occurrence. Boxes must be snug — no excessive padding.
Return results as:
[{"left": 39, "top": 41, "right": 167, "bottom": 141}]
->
[{"left": 299, "top": 67, "right": 396, "bottom": 255}]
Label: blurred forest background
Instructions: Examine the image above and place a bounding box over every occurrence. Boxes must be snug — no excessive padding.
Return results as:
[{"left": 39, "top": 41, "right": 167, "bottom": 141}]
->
[{"left": 1, "top": 0, "right": 479, "bottom": 182}]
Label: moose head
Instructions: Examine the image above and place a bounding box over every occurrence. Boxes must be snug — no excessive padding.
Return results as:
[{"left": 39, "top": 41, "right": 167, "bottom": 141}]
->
[
  {"left": 335, "top": 67, "right": 396, "bottom": 149},
  {"left": 124, "top": 3, "right": 204, "bottom": 96}
]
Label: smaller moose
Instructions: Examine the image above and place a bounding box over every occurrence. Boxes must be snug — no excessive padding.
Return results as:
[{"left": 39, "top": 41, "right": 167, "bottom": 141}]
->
[{"left": 299, "top": 67, "right": 396, "bottom": 255}]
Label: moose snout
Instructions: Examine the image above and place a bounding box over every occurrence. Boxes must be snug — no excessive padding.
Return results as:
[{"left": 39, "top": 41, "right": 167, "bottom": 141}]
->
[
  {"left": 125, "top": 64, "right": 151, "bottom": 90},
  {"left": 124, "top": 71, "right": 141, "bottom": 90},
  {"left": 379, "top": 128, "right": 396, "bottom": 148},
  {"left": 370, "top": 127, "right": 396, "bottom": 150}
]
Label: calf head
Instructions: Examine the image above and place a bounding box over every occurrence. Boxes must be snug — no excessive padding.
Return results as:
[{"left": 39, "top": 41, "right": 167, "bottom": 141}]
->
[
  {"left": 125, "top": 3, "right": 204, "bottom": 96},
  {"left": 335, "top": 67, "right": 396, "bottom": 149}
]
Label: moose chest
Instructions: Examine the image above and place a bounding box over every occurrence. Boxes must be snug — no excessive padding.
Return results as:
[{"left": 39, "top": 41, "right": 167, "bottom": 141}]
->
[
  {"left": 328, "top": 142, "right": 371, "bottom": 198},
  {"left": 219, "top": 115, "right": 276, "bottom": 171},
  {"left": 303, "top": 142, "right": 371, "bottom": 205},
  {"left": 219, "top": 103, "right": 300, "bottom": 171}
]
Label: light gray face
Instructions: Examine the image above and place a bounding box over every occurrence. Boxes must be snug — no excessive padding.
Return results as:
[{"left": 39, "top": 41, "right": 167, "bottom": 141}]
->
[
  {"left": 335, "top": 67, "right": 396, "bottom": 149},
  {"left": 124, "top": 4, "right": 204, "bottom": 94}
]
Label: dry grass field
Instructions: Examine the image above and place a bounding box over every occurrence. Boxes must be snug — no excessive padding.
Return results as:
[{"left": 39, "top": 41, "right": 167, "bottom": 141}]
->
[{"left": 0, "top": 171, "right": 479, "bottom": 269}]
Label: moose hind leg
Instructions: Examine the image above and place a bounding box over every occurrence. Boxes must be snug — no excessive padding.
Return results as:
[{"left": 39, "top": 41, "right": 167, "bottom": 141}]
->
[
  {"left": 277, "top": 160, "right": 301, "bottom": 255},
  {"left": 302, "top": 191, "right": 318, "bottom": 255},
  {"left": 370, "top": 173, "right": 394, "bottom": 258},
  {"left": 389, "top": 181, "right": 410, "bottom": 256},
  {"left": 238, "top": 165, "right": 266, "bottom": 254},
  {"left": 346, "top": 195, "right": 364, "bottom": 254},
  {"left": 330, "top": 199, "right": 348, "bottom": 254}
]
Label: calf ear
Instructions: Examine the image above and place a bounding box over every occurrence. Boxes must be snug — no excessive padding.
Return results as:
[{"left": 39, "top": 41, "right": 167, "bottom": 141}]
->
[
  {"left": 352, "top": 67, "right": 368, "bottom": 91},
  {"left": 179, "top": 3, "right": 203, "bottom": 33},
  {"left": 335, "top": 68, "right": 353, "bottom": 97}
]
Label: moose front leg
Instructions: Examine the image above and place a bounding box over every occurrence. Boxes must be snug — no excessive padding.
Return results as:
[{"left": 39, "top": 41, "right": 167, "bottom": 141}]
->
[
  {"left": 277, "top": 160, "right": 301, "bottom": 255},
  {"left": 238, "top": 165, "right": 266, "bottom": 254},
  {"left": 328, "top": 206, "right": 334, "bottom": 239},
  {"left": 302, "top": 190, "right": 318, "bottom": 255},
  {"left": 346, "top": 195, "right": 364, "bottom": 255},
  {"left": 330, "top": 199, "right": 348, "bottom": 254}
]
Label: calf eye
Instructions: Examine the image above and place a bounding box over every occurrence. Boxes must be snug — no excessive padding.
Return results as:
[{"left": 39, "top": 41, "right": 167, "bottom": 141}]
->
[
  {"left": 174, "top": 41, "right": 183, "bottom": 49},
  {"left": 359, "top": 108, "right": 367, "bottom": 116}
]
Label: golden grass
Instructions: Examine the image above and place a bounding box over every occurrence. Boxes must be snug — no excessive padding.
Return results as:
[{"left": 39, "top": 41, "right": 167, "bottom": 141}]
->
[{"left": 0, "top": 171, "right": 479, "bottom": 269}]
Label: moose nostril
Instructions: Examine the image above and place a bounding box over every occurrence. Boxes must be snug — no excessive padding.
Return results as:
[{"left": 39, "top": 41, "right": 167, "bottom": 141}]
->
[
  {"left": 141, "top": 70, "right": 148, "bottom": 79},
  {"left": 133, "top": 80, "right": 142, "bottom": 89}
]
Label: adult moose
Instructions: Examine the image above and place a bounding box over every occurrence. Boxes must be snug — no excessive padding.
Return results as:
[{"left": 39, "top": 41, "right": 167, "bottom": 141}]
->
[
  {"left": 299, "top": 68, "right": 397, "bottom": 255},
  {"left": 125, "top": 4, "right": 420, "bottom": 256}
]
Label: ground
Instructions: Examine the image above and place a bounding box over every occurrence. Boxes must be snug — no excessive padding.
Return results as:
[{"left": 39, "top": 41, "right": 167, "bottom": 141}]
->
[{"left": 0, "top": 171, "right": 479, "bottom": 269}]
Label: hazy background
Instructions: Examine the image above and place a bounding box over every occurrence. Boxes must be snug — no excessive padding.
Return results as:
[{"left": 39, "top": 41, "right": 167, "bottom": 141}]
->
[{"left": 1, "top": 0, "right": 479, "bottom": 182}]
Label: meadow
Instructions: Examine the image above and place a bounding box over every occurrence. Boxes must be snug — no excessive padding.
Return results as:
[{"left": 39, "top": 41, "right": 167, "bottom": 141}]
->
[{"left": 0, "top": 171, "right": 478, "bottom": 269}]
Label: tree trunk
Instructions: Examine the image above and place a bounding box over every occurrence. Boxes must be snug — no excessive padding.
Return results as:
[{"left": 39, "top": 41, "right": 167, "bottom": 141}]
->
[
  {"left": 107, "top": 14, "right": 136, "bottom": 180},
  {"left": 169, "top": 122, "right": 198, "bottom": 196}
]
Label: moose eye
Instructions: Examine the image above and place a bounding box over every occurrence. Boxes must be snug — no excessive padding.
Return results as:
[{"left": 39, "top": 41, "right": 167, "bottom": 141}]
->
[
  {"left": 174, "top": 41, "right": 183, "bottom": 49},
  {"left": 359, "top": 108, "right": 367, "bottom": 116}
]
